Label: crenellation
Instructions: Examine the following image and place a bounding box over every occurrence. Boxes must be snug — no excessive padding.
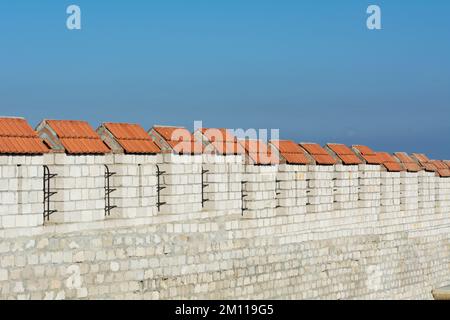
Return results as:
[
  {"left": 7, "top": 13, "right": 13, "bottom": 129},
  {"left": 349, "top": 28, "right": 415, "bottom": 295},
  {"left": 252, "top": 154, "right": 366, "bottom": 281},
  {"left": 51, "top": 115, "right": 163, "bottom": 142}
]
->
[
  {"left": 0, "top": 145, "right": 449, "bottom": 299},
  {"left": 43, "top": 154, "right": 106, "bottom": 224},
  {"left": 306, "top": 165, "right": 334, "bottom": 213},
  {"left": 380, "top": 171, "right": 401, "bottom": 213}
]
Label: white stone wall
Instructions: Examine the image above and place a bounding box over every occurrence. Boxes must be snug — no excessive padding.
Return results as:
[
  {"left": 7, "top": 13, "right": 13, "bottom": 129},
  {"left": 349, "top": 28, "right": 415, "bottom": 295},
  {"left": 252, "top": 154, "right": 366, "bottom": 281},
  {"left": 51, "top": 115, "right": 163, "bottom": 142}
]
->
[
  {"left": 358, "top": 164, "right": 381, "bottom": 210},
  {"left": 418, "top": 171, "right": 436, "bottom": 213},
  {"left": 436, "top": 175, "right": 450, "bottom": 215},
  {"left": 43, "top": 154, "right": 105, "bottom": 224},
  {"left": 333, "top": 164, "right": 359, "bottom": 211},
  {"left": 380, "top": 171, "right": 401, "bottom": 214},
  {"left": 158, "top": 154, "right": 203, "bottom": 216},
  {"left": 1, "top": 155, "right": 450, "bottom": 300},
  {"left": 242, "top": 164, "right": 278, "bottom": 219},
  {"left": 0, "top": 198, "right": 448, "bottom": 300},
  {"left": 400, "top": 172, "right": 419, "bottom": 211},
  {"left": 306, "top": 165, "right": 334, "bottom": 213},
  {"left": 201, "top": 154, "right": 243, "bottom": 214},
  {"left": 105, "top": 154, "right": 158, "bottom": 219},
  {"left": 0, "top": 156, "right": 44, "bottom": 229},
  {"left": 276, "top": 164, "right": 307, "bottom": 216}
]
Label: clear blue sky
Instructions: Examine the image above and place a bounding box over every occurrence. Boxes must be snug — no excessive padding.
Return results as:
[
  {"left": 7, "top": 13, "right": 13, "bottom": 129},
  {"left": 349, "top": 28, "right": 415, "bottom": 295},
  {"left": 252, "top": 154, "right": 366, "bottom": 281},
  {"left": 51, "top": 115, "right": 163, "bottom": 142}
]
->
[{"left": 0, "top": 1, "right": 449, "bottom": 158}]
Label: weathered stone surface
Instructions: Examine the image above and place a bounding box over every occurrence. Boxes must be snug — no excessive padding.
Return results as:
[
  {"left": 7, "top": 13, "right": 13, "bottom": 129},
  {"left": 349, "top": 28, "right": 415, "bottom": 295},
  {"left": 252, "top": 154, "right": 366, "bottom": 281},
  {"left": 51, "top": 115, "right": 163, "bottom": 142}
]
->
[{"left": 0, "top": 209, "right": 448, "bottom": 300}]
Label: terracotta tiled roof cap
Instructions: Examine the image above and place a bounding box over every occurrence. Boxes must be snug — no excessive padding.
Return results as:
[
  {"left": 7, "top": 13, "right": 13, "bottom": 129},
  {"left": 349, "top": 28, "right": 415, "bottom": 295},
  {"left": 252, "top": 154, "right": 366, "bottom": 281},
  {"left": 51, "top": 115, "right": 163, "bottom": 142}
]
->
[
  {"left": 201, "top": 128, "right": 235, "bottom": 142},
  {"left": 240, "top": 139, "right": 278, "bottom": 165},
  {"left": 299, "top": 143, "right": 336, "bottom": 165},
  {"left": 444, "top": 160, "right": 450, "bottom": 168},
  {"left": 153, "top": 126, "right": 203, "bottom": 154},
  {"left": 412, "top": 153, "right": 429, "bottom": 163},
  {"left": 46, "top": 120, "right": 110, "bottom": 154},
  {"left": 270, "top": 140, "right": 310, "bottom": 165},
  {"left": 376, "top": 152, "right": 405, "bottom": 172},
  {"left": 430, "top": 160, "right": 450, "bottom": 177},
  {"left": 153, "top": 126, "right": 193, "bottom": 141},
  {"left": 170, "top": 140, "right": 203, "bottom": 154},
  {"left": 103, "top": 123, "right": 160, "bottom": 154},
  {"left": 411, "top": 153, "right": 437, "bottom": 172},
  {"left": 393, "top": 152, "right": 422, "bottom": 172},
  {"left": 326, "top": 143, "right": 362, "bottom": 165},
  {"left": 0, "top": 117, "right": 49, "bottom": 155},
  {"left": 200, "top": 128, "right": 244, "bottom": 155},
  {"left": 430, "top": 160, "right": 448, "bottom": 170},
  {"left": 352, "top": 145, "right": 383, "bottom": 165}
]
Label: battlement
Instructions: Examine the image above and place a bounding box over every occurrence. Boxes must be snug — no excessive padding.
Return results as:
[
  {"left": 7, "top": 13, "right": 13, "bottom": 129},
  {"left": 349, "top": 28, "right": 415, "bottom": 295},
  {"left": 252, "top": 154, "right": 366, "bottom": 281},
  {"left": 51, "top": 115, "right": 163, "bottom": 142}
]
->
[{"left": 0, "top": 117, "right": 449, "bottom": 299}]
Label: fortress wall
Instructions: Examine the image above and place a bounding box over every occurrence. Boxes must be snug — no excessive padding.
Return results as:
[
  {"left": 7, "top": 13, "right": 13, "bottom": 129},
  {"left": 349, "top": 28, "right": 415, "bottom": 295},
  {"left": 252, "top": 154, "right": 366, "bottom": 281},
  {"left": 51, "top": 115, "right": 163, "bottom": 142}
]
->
[{"left": 0, "top": 155, "right": 449, "bottom": 300}]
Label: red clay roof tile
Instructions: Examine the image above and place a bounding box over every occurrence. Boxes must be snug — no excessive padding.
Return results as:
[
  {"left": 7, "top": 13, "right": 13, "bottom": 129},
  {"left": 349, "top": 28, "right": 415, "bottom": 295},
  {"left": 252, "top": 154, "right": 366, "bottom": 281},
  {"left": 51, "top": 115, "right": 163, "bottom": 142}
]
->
[
  {"left": 376, "top": 152, "right": 405, "bottom": 172},
  {"left": 299, "top": 143, "right": 336, "bottom": 165},
  {"left": 45, "top": 120, "right": 110, "bottom": 154},
  {"left": 393, "top": 152, "right": 422, "bottom": 172},
  {"left": 352, "top": 145, "right": 383, "bottom": 165},
  {"left": 411, "top": 153, "right": 429, "bottom": 163},
  {"left": 153, "top": 126, "right": 193, "bottom": 141},
  {"left": 200, "top": 128, "right": 235, "bottom": 142},
  {"left": 423, "top": 163, "right": 438, "bottom": 172},
  {"left": 240, "top": 139, "right": 278, "bottom": 165},
  {"left": 411, "top": 153, "right": 438, "bottom": 172},
  {"left": 103, "top": 123, "right": 160, "bottom": 154},
  {"left": 0, "top": 117, "right": 48, "bottom": 155},
  {"left": 326, "top": 143, "right": 362, "bottom": 165},
  {"left": 270, "top": 140, "right": 311, "bottom": 165},
  {"left": 152, "top": 126, "right": 203, "bottom": 155},
  {"left": 430, "top": 160, "right": 447, "bottom": 170},
  {"left": 430, "top": 160, "right": 450, "bottom": 177},
  {"left": 200, "top": 128, "right": 244, "bottom": 155},
  {"left": 169, "top": 140, "right": 203, "bottom": 155}
]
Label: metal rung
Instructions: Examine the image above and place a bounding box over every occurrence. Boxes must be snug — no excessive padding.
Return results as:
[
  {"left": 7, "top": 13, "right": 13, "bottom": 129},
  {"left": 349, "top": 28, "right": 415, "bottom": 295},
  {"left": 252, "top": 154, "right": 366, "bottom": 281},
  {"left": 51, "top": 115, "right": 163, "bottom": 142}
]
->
[
  {"left": 104, "top": 165, "right": 117, "bottom": 216},
  {"left": 201, "top": 167, "right": 210, "bottom": 208},
  {"left": 106, "top": 189, "right": 117, "bottom": 195},
  {"left": 43, "top": 165, "right": 58, "bottom": 221},
  {"left": 241, "top": 180, "right": 249, "bottom": 215},
  {"left": 44, "top": 191, "right": 58, "bottom": 200},
  {"left": 156, "top": 165, "right": 167, "bottom": 211}
]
